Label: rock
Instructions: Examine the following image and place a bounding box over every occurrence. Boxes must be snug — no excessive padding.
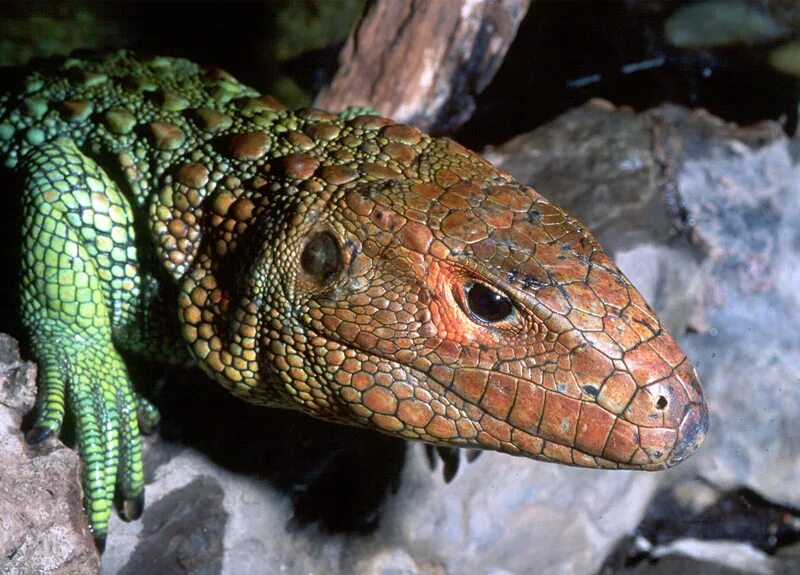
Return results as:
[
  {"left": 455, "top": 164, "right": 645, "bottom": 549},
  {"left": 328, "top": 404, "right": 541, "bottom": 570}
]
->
[
  {"left": 651, "top": 105, "right": 800, "bottom": 508},
  {"left": 630, "top": 481, "right": 800, "bottom": 553},
  {"left": 113, "top": 475, "right": 226, "bottom": 575},
  {"left": 0, "top": 334, "right": 100, "bottom": 575},
  {"left": 609, "top": 539, "right": 784, "bottom": 575},
  {"left": 600, "top": 483, "right": 800, "bottom": 574},
  {"left": 98, "top": 437, "right": 658, "bottom": 575},
  {"left": 385, "top": 453, "right": 659, "bottom": 575}
]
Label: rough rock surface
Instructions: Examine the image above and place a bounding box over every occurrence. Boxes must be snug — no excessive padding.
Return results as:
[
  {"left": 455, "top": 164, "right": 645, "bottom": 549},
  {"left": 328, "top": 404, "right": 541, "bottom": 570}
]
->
[
  {"left": 3, "top": 100, "right": 799, "bottom": 574},
  {"left": 0, "top": 334, "right": 100, "bottom": 574},
  {"left": 655, "top": 107, "right": 800, "bottom": 508},
  {"left": 611, "top": 539, "right": 799, "bottom": 575}
]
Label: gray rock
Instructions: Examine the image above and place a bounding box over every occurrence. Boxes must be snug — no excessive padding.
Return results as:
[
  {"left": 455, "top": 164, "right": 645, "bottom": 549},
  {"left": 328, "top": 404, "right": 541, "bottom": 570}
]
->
[
  {"left": 116, "top": 475, "right": 227, "bottom": 575},
  {"left": 611, "top": 539, "right": 783, "bottom": 575},
  {"left": 0, "top": 334, "right": 100, "bottom": 575},
  {"left": 384, "top": 453, "right": 659, "bottom": 575},
  {"left": 650, "top": 106, "right": 800, "bottom": 508}
]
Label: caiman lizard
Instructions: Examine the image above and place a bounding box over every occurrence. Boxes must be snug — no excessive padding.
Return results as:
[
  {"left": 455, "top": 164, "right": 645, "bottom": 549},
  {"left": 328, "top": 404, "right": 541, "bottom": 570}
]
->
[{"left": 0, "top": 51, "right": 708, "bottom": 548}]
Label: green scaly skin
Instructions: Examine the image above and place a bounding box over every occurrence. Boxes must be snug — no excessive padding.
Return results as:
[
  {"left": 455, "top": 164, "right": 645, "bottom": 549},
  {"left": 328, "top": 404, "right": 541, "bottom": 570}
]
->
[{"left": 0, "top": 51, "right": 708, "bottom": 548}]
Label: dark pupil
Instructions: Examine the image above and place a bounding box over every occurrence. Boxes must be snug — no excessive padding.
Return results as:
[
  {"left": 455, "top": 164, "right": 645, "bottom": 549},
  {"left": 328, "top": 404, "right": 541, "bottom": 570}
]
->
[
  {"left": 465, "top": 282, "right": 513, "bottom": 323},
  {"left": 301, "top": 231, "right": 342, "bottom": 285}
]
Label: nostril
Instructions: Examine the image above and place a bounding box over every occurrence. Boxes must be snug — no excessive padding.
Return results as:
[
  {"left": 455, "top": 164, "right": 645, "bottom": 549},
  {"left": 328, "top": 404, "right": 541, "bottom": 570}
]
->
[
  {"left": 655, "top": 396, "right": 668, "bottom": 410},
  {"left": 581, "top": 385, "right": 599, "bottom": 398}
]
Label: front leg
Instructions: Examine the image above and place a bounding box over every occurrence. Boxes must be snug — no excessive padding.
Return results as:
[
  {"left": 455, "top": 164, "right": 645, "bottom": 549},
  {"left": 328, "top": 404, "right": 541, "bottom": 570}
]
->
[{"left": 20, "top": 138, "right": 155, "bottom": 548}]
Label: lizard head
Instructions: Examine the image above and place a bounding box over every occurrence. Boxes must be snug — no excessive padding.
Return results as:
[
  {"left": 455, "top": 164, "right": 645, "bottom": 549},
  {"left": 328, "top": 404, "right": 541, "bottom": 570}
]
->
[{"left": 178, "top": 114, "right": 707, "bottom": 470}]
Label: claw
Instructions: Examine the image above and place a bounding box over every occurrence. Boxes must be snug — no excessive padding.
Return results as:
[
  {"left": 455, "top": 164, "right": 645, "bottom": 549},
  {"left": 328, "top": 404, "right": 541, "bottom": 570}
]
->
[
  {"left": 436, "top": 446, "right": 460, "bottom": 483},
  {"left": 424, "top": 444, "right": 437, "bottom": 470},
  {"left": 137, "top": 416, "right": 158, "bottom": 435},
  {"left": 121, "top": 493, "right": 145, "bottom": 521},
  {"left": 465, "top": 449, "right": 482, "bottom": 463},
  {"left": 25, "top": 425, "right": 56, "bottom": 444},
  {"left": 93, "top": 532, "right": 107, "bottom": 554},
  {"left": 424, "top": 445, "right": 468, "bottom": 482}
]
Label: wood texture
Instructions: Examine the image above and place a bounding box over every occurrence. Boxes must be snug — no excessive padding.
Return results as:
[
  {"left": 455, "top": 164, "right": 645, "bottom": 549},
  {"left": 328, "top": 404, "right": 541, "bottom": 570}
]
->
[{"left": 315, "top": 0, "right": 531, "bottom": 133}]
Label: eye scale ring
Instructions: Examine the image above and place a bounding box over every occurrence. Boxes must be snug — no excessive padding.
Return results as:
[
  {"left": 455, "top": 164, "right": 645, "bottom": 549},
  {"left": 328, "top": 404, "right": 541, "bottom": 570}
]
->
[
  {"left": 464, "top": 282, "right": 515, "bottom": 324},
  {"left": 300, "top": 230, "right": 343, "bottom": 286}
]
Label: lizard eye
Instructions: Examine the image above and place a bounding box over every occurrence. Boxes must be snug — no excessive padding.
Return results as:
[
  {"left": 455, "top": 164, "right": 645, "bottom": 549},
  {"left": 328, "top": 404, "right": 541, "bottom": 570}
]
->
[
  {"left": 301, "top": 231, "right": 343, "bottom": 286},
  {"left": 464, "top": 282, "right": 515, "bottom": 323}
]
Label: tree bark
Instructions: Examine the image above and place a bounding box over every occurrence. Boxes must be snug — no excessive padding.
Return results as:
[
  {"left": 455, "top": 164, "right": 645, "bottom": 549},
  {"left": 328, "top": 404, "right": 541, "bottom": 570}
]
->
[{"left": 315, "top": 0, "right": 531, "bottom": 134}]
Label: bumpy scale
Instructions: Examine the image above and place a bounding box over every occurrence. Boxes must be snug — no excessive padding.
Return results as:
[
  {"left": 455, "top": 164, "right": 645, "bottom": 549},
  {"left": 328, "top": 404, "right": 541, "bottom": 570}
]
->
[{"left": 0, "top": 51, "right": 708, "bottom": 547}]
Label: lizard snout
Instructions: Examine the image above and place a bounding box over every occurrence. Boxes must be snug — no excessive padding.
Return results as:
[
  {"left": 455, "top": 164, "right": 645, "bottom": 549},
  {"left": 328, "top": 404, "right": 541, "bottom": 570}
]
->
[
  {"left": 603, "top": 346, "right": 708, "bottom": 469},
  {"left": 665, "top": 372, "right": 709, "bottom": 466}
]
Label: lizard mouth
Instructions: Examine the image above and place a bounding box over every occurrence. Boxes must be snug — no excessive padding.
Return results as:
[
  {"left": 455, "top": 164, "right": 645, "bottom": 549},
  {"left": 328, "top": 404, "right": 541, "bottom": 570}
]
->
[{"left": 298, "top": 323, "right": 705, "bottom": 470}]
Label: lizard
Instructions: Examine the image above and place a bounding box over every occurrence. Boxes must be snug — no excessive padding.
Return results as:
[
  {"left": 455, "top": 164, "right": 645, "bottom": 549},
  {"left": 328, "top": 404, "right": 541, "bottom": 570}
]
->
[{"left": 0, "top": 51, "right": 708, "bottom": 549}]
